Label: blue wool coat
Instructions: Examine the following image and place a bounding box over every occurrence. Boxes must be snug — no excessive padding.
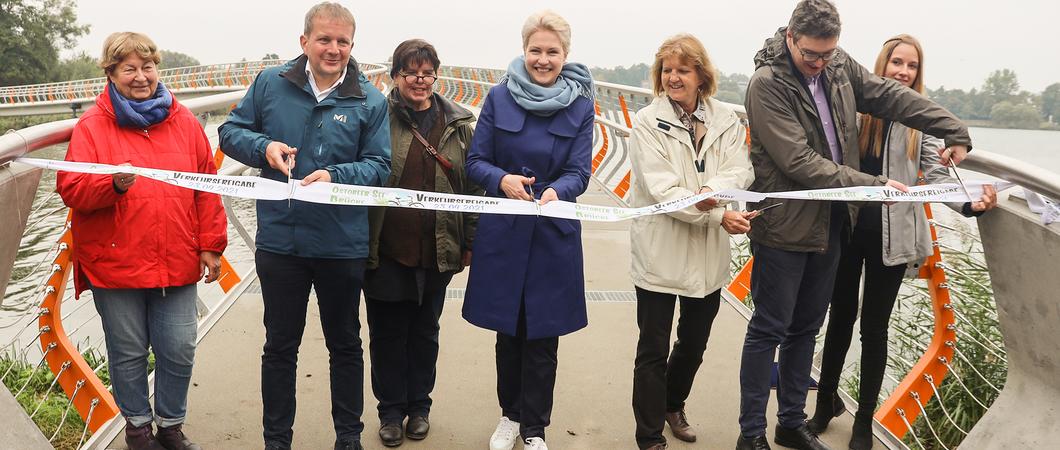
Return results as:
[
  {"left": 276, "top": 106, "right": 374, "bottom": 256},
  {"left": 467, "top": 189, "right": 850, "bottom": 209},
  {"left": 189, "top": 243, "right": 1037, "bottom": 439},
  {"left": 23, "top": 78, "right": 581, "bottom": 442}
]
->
[{"left": 462, "top": 83, "right": 594, "bottom": 339}]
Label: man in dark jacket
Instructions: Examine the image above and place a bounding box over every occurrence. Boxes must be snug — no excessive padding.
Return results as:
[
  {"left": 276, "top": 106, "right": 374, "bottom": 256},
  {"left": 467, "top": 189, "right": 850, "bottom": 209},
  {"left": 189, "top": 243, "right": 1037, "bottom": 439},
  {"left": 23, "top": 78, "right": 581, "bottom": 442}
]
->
[
  {"left": 736, "top": 1, "right": 971, "bottom": 449},
  {"left": 218, "top": 3, "right": 390, "bottom": 450}
]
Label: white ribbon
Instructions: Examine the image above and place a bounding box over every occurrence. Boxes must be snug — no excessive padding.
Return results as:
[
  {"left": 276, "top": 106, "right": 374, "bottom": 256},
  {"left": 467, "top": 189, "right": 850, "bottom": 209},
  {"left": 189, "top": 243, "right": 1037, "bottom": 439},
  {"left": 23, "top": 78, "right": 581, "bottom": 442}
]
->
[
  {"left": 1023, "top": 188, "right": 1060, "bottom": 225},
  {"left": 17, "top": 158, "right": 1014, "bottom": 223}
]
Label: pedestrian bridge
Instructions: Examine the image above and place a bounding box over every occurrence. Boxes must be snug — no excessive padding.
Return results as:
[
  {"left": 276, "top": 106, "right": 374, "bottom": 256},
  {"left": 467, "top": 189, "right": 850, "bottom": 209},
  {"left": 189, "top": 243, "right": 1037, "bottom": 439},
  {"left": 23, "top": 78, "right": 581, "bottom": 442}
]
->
[{"left": 1, "top": 61, "right": 1058, "bottom": 449}]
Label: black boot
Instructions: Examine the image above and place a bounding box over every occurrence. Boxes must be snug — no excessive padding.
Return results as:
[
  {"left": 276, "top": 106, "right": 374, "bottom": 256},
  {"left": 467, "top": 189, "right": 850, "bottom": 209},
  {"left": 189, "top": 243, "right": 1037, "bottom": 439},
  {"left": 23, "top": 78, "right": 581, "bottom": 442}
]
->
[
  {"left": 807, "top": 391, "right": 846, "bottom": 433},
  {"left": 848, "top": 411, "right": 874, "bottom": 450}
]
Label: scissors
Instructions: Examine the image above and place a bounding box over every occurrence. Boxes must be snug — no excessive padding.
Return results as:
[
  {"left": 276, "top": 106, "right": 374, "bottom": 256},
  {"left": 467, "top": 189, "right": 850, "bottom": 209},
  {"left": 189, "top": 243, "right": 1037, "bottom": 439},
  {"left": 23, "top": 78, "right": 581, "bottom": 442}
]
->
[
  {"left": 948, "top": 159, "right": 975, "bottom": 203},
  {"left": 286, "top": 153, "right": 294, "bottom": 207},
  {"left": 747, "top": 202, "right": 783, "bottom": 219}
]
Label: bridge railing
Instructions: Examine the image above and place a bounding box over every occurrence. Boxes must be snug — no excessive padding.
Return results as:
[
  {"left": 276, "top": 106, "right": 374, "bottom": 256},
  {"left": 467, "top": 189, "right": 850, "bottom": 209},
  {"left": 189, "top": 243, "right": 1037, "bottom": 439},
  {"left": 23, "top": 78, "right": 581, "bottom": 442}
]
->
[
  {"left": 1, "top": 63, "right": 1049, "bottom": 449},
  {"left": 0, "top": 60, "right": 390, "bottom": 107}
]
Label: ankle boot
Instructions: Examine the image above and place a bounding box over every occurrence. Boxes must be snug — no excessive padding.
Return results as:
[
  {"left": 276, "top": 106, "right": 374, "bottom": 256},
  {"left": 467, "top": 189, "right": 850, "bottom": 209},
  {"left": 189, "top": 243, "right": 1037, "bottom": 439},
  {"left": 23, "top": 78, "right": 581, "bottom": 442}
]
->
[
  {"left": 848, "top": 411, "right": 874, "bottom": 450},
  {"left": 124, "top": 421, "right": 164, "bottom": 450},
  {"left": 807, "top": 391, "right": 846, "bottom": 433},
  {"left": 156, "top": 423, "right": 203, "bottom": 450}
]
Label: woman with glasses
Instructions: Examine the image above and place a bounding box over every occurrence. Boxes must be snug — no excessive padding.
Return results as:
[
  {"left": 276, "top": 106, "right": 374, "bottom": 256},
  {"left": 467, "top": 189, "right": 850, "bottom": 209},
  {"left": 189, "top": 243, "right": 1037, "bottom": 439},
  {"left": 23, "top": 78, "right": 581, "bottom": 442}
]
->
[
  {"left": 362, "top": 38, "right": 481, "bottom": 448},
  {"left": 627, "top": 34, "right": 755, "bottom": 450},
  {"left": 462, "top": 10, "right": 594, "bottom": 450},
  {"left": 807, "top": 34, "right": 997, "bottom": 450}
]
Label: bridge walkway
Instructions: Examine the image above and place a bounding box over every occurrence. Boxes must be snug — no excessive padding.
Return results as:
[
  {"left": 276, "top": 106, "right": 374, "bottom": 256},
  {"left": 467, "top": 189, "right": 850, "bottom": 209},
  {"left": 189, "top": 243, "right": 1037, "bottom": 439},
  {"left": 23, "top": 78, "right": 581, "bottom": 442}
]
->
[{"left": 107, "top": 185, "right": 873, "bottom": 449}]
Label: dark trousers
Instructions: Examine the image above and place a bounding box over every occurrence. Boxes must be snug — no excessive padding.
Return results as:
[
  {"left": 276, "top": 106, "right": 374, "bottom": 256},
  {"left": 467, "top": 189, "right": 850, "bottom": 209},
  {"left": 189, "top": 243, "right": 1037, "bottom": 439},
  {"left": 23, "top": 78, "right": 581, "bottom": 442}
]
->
[
  {"left": 817, "top": 224, "right": 906, "bottom": 416},
  {"left": 739, "top": 208, "right": 844, "bottom": 437},
  {"left": 364, "top": 271, "right": 450, "bottom": 423},
  {"left": 496, "top": 308, "right": 559, "bottom": 440},
  {"left": 632, "top": 287, "right": 721, "bottom": 449},
  {"left": 256, "top": 250, "right": 366, "bottom": 446}
]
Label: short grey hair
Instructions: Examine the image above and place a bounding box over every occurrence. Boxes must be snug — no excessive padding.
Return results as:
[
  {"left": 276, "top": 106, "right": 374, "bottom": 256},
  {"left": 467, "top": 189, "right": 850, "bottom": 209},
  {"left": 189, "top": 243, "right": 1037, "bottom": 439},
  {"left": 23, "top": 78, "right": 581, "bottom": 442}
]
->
[
  {"left": 304, "top": 2, "right": 356, "bottom": 36},
  {"left": 521, "top": 10, "right": 572, "bottom": 55},
  {"left": 788, "top": 0, "right": 841, "bottom": 40}
]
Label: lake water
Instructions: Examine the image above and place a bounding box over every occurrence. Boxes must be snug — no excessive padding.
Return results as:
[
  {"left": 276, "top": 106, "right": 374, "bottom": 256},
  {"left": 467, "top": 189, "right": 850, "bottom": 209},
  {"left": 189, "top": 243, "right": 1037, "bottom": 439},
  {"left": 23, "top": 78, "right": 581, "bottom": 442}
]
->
[{"left": 2, "top": 125, "right": 1058, "bottom": 354}]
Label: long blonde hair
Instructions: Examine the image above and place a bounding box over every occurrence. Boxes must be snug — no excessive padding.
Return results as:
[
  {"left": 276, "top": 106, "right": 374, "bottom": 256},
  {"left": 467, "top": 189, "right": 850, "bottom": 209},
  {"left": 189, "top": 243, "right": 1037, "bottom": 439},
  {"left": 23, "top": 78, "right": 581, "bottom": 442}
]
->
[{"left": 858, "top": 34, "right": 924, "bottom": 160}]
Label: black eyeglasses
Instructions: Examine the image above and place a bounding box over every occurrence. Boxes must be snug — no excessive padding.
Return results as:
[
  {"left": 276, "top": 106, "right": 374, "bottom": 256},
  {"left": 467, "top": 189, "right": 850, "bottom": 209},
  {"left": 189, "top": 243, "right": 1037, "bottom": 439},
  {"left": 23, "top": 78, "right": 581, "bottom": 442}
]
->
[
  {"left": 399, "top": 72, "right": 437, "bottom": 85},
  {"left": 794, "top": 41, "right": 838, "bottom": 62}
]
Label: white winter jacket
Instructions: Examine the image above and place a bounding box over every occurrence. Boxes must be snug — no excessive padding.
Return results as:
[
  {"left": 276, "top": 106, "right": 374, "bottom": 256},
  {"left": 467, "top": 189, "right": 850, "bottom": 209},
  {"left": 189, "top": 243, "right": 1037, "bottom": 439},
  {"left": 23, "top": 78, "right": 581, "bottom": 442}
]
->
[{"left": 629, "top": 96, "right": 755, "bottom": 297}]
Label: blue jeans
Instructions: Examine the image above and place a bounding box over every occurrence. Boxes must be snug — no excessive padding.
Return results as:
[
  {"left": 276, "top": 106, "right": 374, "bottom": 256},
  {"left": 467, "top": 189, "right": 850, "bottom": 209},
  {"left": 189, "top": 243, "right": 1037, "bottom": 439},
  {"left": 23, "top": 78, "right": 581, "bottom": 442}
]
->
[
  {"left": 92, "top": 284, "right": 198, "bottom": 428},
  {"left": 738, "top": 207, "right": 844, "bottom": 437}
]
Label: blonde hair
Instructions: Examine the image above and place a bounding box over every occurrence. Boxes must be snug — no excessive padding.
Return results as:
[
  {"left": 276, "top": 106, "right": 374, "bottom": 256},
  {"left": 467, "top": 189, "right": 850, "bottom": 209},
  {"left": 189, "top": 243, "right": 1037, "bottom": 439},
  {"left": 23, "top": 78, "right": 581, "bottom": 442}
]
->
[
  {"left": 304, "top": 2, "right": 356, "bottom": 36},
  {"left": 650, "top": 34, "right": 718, "bottom": 98},
  {"left": 521, "top": 10, "right": 571, "bottom": 55},
  {"left": 859, "top": 34, "right": 925, "bottom": 160},
  {"left": 98, "top": 32, "right": 161, "bottom": 75}
]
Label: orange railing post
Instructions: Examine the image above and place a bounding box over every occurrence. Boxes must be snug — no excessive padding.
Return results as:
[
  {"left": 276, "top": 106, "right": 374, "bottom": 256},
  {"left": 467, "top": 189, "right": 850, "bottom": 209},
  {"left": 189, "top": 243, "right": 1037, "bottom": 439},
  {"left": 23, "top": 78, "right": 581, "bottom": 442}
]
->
[
  {"left": 875, "top": 203, "right": 957, "bottom": 437},
  {"left": 38, "top": 218, "right": 120, "bottom": 432}
]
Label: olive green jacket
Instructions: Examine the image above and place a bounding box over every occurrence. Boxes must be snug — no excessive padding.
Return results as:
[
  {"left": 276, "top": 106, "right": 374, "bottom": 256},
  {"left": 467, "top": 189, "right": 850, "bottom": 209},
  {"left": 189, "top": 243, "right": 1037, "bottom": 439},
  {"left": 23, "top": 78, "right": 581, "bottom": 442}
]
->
[
  {"left": 367, "top": 91, "right": 482, "bottom": 272},
  {"left": 745, "top": 28, "right": 972, "bottom": 252}
]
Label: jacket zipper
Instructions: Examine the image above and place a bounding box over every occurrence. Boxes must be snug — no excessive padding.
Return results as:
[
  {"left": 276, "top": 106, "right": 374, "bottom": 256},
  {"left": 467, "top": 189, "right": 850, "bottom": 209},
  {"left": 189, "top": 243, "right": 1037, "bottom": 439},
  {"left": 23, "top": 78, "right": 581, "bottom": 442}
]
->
[{"left": 884, "top": 122, "right": 893, "bottom": 256}]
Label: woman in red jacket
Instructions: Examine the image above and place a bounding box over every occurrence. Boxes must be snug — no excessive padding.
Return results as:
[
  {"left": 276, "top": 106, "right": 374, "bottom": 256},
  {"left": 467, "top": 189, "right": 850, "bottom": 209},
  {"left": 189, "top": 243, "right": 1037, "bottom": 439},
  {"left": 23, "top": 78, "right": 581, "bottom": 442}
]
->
[{"left": 56, "top": 32, "right": 226, "bottom": 450}]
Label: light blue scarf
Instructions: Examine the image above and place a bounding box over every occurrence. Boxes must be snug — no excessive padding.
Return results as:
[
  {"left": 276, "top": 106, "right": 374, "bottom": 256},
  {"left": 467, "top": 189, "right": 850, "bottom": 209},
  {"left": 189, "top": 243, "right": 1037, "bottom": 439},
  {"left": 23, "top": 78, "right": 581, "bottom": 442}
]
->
[{"left": 502, "top": 56, "right": 594, "bottom": 117}]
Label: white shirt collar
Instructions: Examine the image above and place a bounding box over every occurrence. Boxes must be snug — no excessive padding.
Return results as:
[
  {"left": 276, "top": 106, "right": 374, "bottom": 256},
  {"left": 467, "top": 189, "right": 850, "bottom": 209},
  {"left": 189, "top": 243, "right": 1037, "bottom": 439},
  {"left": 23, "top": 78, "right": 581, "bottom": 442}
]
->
[{"left": 305, "top": 63, "right": 348, "bottom": 102}]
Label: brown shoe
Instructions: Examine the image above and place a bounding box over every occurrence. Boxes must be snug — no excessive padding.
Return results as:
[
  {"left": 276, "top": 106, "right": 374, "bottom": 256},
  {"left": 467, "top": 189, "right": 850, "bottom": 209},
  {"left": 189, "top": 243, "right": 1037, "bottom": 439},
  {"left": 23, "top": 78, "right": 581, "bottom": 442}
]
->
[
  {"left": 646, "top": 444, "right": 668, "bottom": 450},
  {"left": 124, "top": 421, "right": 164, "bottom": 450},
  {"left": 156, "top": 423, "right": 202, "bottom": 450},
  {"left": 664, "top": 409, "right": 697, "bottom": 443}
]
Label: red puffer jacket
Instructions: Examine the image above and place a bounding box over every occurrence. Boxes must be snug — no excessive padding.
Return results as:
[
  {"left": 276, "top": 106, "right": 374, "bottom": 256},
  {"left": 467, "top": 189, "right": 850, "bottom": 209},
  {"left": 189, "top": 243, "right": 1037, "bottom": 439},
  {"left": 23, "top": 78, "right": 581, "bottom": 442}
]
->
[{"left": 57, "top": 85, "right": 227, "bottom": 297}]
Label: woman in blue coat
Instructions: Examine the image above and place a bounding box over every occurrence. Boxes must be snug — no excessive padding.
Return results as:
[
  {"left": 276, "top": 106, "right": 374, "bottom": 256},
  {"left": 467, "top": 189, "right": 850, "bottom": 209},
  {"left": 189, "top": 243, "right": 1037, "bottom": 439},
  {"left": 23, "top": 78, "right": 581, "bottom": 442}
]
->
[{"left": 463, "top": 10, "right": 594, "bottom": 450}]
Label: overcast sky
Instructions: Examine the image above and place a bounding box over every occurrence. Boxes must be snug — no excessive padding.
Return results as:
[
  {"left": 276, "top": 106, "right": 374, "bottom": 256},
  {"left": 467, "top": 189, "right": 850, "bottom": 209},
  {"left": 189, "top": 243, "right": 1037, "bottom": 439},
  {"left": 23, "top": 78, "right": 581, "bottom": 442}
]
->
[{"left": 69, "top": 0, "right": 1058, "bottom": 92}]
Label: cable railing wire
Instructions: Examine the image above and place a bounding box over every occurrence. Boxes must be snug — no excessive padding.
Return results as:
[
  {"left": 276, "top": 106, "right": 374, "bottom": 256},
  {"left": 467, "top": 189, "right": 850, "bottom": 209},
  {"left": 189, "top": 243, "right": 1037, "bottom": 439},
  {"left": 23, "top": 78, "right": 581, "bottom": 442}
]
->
[{"left": 911, "top": 391, "right": 951, "bottom": 450}]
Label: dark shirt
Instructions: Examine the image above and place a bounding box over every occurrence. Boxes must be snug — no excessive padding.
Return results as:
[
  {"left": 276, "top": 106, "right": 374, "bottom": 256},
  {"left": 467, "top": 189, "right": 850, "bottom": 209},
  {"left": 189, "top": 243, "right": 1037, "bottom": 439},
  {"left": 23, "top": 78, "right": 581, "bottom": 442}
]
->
[{"left": 857, "top": 121, "right": 889, "bottom": 232}]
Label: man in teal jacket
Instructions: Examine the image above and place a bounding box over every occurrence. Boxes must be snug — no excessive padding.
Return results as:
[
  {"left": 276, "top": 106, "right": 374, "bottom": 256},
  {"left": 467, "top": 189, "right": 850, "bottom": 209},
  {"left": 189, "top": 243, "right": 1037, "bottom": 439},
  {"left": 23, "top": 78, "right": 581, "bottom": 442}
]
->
[{"left": 218, "top": 3, "right": 390, "bottom": 450}]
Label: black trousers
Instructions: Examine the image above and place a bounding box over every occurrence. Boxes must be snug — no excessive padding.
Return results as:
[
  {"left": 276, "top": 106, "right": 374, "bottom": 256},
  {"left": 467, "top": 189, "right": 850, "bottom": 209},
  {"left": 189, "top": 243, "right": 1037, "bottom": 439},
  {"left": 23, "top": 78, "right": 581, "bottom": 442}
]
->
[
  {"left": 496, "top": 307, "right": 559, "bottom": 440},
  {"left": 364, "top": 270, "right": 450, "bottom": 423},
  {"left": 256, "top": 250, "right": 366, "bottom": 446},
  {"left": 632, "top": 287, "right": 721, "bottom": 449},
  {"left": 817, "top": 224, "right": 907, "bottom": 416}
]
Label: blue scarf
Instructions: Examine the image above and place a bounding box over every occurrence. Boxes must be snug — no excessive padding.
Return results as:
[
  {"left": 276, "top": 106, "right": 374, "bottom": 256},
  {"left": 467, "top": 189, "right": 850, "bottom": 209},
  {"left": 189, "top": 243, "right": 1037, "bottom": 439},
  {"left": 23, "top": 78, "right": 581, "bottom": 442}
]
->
[
  {"left": 502, "top": 56, "right": 594, "bottom": 117},
  {"left": 108, "top": 81, "right": 173, "bottom": 129}
]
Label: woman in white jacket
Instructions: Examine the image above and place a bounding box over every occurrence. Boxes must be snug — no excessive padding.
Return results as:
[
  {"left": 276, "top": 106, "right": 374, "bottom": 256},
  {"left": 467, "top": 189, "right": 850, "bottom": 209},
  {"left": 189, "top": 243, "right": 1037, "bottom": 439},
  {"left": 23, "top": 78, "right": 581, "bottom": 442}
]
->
[{"left": 628, "top": 34, "right": 755, "bottom": 450}]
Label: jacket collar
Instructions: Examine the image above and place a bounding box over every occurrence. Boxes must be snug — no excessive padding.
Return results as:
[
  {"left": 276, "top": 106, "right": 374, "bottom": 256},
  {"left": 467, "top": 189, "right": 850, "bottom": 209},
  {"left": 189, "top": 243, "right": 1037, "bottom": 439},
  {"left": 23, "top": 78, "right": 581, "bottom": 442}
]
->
[
  {"left": 755, "top": 27, "right": 849, "bottom": 96},
  {"left": 646, "top": 95, "right": 736, "bottom": 152},
  {"left": 280, "top": 54, "right": 365, "bottom": 99},
  {"left": 388, "top": 90, "right": 473, "bottom": 129},
  {"left": 494, "top": 85, "right": 582, "bottom": 138}
]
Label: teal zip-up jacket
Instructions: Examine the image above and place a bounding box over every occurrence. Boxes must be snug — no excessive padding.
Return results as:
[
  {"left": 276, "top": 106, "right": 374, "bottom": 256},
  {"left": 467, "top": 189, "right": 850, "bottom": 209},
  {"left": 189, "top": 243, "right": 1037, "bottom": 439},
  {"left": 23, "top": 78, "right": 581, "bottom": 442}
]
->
[{"left": 219, "top": 55, "right": 391, "bottom": 258}]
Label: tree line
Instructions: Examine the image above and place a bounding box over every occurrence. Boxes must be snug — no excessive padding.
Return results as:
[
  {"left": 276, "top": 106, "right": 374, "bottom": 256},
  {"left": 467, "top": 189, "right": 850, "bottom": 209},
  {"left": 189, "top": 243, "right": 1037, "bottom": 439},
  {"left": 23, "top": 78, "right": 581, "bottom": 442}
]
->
[{"left": 592, "top": 64, "right": 1060, "bottom": 130}]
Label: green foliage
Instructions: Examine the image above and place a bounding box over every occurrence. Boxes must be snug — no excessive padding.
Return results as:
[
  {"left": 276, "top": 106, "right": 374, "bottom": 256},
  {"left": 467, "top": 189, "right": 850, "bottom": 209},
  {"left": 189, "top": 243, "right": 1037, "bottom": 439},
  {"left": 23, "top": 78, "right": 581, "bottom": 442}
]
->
[
  {"left": 590, "top": 63, "right": 651, "bottom": 88},
  {"left": 882, "top": 229, "right": 1005, "bottom": 449},
  {"left": 0, "top": 0, "right": 90, "bottom": 86},
  {"left": 981, "top": 69, "right": 1020, "bottom": 103},
  {"left": 159, "top": 50, "right": 200, "bottom": 69},
  {"left": 990, "top": 101, "right": 1042, "bottom": 129},
  {"left": 1, "top": 348, "right": 111, "bottom": 449},
  {"left": 52, "top": 51, "right": 102, "bottom": 82},
  {"left": 1041, "top": 83, "right": 1060, "bottom": 123},
  {"left": 262, "top": 53, "right": 280, "bottom": 60}
]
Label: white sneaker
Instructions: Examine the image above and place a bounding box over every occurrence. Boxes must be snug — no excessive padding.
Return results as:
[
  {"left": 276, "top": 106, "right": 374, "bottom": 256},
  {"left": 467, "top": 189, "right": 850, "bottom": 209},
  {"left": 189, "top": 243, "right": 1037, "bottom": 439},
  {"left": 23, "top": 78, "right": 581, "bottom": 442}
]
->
[
  {"left": 524, "top": 437, "right": 548, "bottom": 450},
  {"left": 489, "top": 416, "right": 521, "bottom": 450}
]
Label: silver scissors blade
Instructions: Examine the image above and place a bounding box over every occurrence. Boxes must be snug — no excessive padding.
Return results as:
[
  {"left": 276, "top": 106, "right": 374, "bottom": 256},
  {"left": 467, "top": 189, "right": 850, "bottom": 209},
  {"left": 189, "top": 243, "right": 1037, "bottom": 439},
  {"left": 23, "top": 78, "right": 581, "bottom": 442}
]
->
[
  {"left": 949, "top": 160, "right": 975, "bottom": 203},
  {"left": 286, "top": 155, "right": 294, "bottom": 207}
]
